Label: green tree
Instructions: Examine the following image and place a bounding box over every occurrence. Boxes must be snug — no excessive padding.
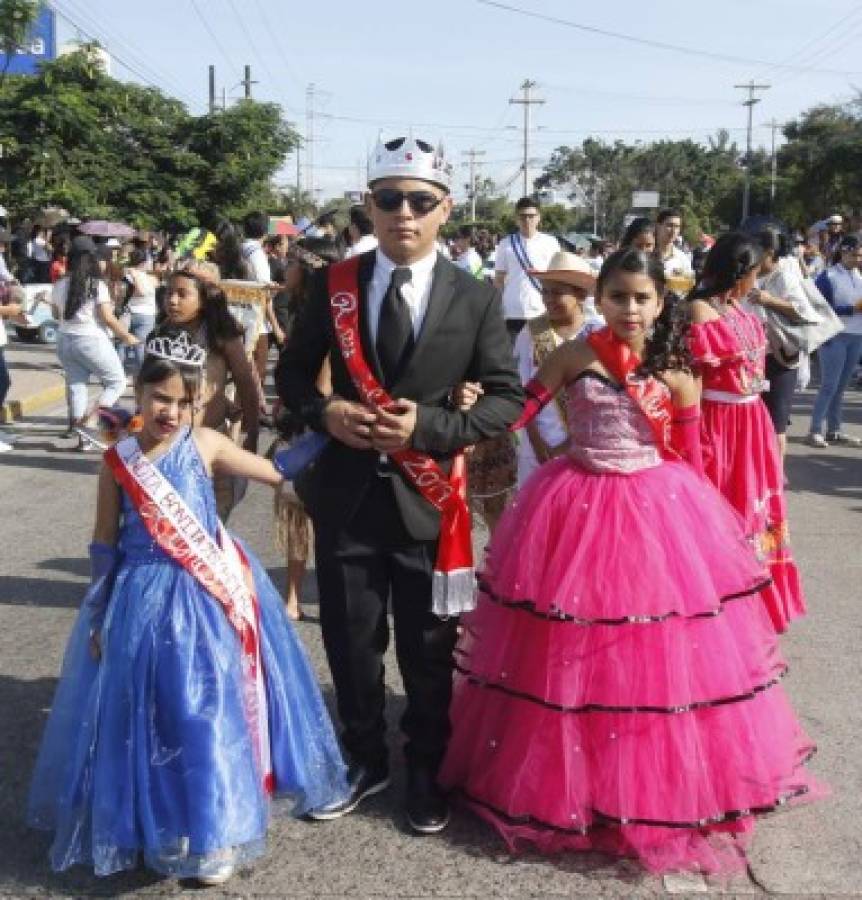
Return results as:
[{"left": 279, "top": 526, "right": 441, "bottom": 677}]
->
[{"left": 0, "top": 46, "right": 299, "bottom": 229}]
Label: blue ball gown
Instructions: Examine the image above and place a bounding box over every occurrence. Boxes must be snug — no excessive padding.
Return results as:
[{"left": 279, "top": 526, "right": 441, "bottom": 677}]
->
[{"left": 27, "top": 428, "right": 348, "bottom": 878}]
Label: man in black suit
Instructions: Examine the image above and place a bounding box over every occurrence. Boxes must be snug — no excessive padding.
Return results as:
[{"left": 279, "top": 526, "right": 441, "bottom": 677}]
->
[{"left": 276, "top": 136, "right": 522, "bottom": 834}]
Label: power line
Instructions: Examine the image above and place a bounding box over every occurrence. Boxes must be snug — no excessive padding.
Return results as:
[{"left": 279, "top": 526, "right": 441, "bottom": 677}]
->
[
  {"left": 476, "top": 0, "right": 862, "bottom": 77},
  {"left": 189, "top": 0, "right": 241, "bottom": 80}
]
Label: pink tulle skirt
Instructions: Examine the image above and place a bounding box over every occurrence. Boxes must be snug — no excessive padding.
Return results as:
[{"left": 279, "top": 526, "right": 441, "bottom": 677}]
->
[
  {"left": 700, "top": 398, "right": 805, "bottom": 632},
  {"left": 440, "top": 456, "right": 823, "bottom": 875}
]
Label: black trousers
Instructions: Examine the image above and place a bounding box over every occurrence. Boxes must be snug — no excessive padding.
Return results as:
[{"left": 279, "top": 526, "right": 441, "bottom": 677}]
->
[{"left": 314, "top": 476, "right": 459, "bottom": 775}]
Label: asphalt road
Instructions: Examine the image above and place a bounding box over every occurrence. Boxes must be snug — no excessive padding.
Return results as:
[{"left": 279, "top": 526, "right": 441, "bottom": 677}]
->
[{"left": 0, "top": 386, "right": 859, "bottom": 898}]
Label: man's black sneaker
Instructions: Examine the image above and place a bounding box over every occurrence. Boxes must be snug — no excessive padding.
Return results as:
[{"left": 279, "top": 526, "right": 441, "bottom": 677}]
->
[
  {"left": 306, "top": 764, "right": 390, "bottom": 821},
  {"left": 405, "top": 768, "right": 450, "bottom": 835}
]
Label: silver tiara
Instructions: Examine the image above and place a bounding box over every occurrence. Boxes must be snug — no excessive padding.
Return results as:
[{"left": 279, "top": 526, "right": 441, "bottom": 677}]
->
[{"left": 145, "top": 331, "right": 207, "bottom": 368}]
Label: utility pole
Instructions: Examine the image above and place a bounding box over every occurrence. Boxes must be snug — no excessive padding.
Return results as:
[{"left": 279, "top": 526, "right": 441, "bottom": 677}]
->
[
  {"left": 734, "top": 80, "right": 770, "bottom": 222},
  {"left": 241, "top": 65, "right": 257, "bottom": 99},
  {"left": 766, "top": 118, "right": 781, "bottom": 212},
  {"left": 305, "top": 83, "right": 315, "bottom": 199},
  {"left": 509, "top": 79, "right": 544, "bottom": 197},
  {"left": 462, "top": 149, "right": 486, "bottom": 222},
  {"left": 208, "top": 65, "right": 216, "bottom": 114}
]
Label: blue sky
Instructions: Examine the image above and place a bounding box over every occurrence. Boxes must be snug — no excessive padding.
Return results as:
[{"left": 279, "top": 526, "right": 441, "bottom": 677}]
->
[{"left": 47, "top": 0, "right": 862, "bottom": 202}]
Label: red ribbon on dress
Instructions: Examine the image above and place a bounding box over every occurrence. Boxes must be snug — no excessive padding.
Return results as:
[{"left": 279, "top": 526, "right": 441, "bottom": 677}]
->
[
  {"left": 587, "top": 327, "right": 678, "bottom": 460},
  {"left": 328, "top": 256, "right": 474, "bottom": 616}
]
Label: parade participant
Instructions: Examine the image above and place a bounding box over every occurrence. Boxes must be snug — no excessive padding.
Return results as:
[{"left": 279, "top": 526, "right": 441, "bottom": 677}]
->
[
  {"left": 276, "top": 135, "right": 522, "bottom": 833},
  {"left": 0, "top": 282, "right": 23, "bottom": 453},
  {"left": 512, "top": 250, "right": 603, "bottom": 485},
  {"left": 687, "top": 233, "right": 806, "bottom": 632},
  {"left": 806, "top": 234, "right": 862, "bottom": 447},
  {"left": 27, "top": 330, "right": 348, "bottom": 885},
  {"left": 453, "top": 226, "right": 484, "bottom": 278},
  {"left": 494, "top": 197, "right": 560, "bottom": 341},
  {"left": 159, "top": 263, "right": 260, "bottom": 518},
  {"left": 655, "top": 208, "right": 693, "bottom": 278},
  {"left": 344, "top": 205, "right": 378, "bottom": 258},
  {"left": 619, "top": 217, "right": 655, "bottom": 253},
  {"left": 122, "top": 248, "right": 159, "bottom": 373},
  {"left": 52, "top": 237, "right": 137, "bottom": 451},
  {"left": 271, "top": 237, "right": 341, "bottom": 621},
  {"left": 439, "top": 248, "right": 822, "bottom": 876}
]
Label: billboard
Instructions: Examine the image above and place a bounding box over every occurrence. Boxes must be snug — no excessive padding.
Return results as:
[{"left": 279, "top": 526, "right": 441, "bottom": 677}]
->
[{"left": 0, "top": 7, "right": 56, "bottom": 76}]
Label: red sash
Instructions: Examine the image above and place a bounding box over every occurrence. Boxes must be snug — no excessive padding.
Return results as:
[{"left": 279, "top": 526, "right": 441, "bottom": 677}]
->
[
  {"left": 328, "top": 256, "right": 474, "bottom": 616},
  {"left": 105, "top": 436, "right": 274, "bottom": 794},
  {"left": 587, "top": 327, "right": 677, "bottom": 459}
]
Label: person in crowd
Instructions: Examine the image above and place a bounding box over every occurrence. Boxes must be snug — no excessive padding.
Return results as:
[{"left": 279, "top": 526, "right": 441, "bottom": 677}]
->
[
  {"left": 263, "top": 234, "right": 288, "bottom": 283},
  {"left": 270, "top": 237, "right": 340, "bottom": 621},
  {"left": 798, "top": 237, "right": 825, "bottom": 279},
  {"left": 277, "top": 135, "right": 522, "bottom": 834},
  {"left": 687, "top": 233, "right": 805, "bottom": 632},
  {"left": 806, "top": 234, "right": 862, "bottom": 447},
  {"left": 28, "top": 225, "right": 52, "bottom": 284},
  {"left": 52, "top": 236, "right": 137, "bottom": 451},
  {"left": 49, "top": 234, "right": 69, "bottom": 283},
  {"left": 315, "top": 211, "right": 339, "bottom": 240},
  {"left": 619, "top": 217, "right": 656, "bottom": 253},
  {"left": 122, "top": 248, "right": 159, "bottom": 373},
  {"left": 453, "top": 226, "right": 483, "bottom": 278},
  {"left": 27, "top": 329, "right": 347, "bottom": 886},
  {"left": 0, "top": 228, "right": 18, "bottom": 286},
  {"left": 511, "top": 251, "right": 603, "bottom": 486},
  {"left": 748, "top": 227, "right": 812, "bottom": 461},
  {"left": 0, "top": 283, "right": 24, "bottom": 453},
  {"left": 494, "top": 197, "right": 560, "bottom": 341},
  {"left": 158, "top": 262, "right": 260, "bottom": 518},
  {"left": 239, "top": 212, "right": 277, "bottom": 399},
  {"left": 344, "top": 205, "right": 378, "bottom": 258},
  {"left": 818, "top": 214, "right": 845, "bottom": 261},
  {"left": 655, "top": 207, "right": 693, "bottom": 277},
  {"left": 439, "top": 247, "right": 822, "bottom": 877}
]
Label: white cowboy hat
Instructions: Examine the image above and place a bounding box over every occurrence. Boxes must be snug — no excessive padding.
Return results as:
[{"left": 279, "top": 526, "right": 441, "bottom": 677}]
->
[{"left": 529, "top": 250, "right": 597, "bottom": 293}]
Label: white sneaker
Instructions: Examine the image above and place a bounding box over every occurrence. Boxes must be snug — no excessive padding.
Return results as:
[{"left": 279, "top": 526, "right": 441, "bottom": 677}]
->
[
  {"left": 196, "top": 849, "right": 235, "bottom": 886},
  {"left": 0, "top": 438, "right": 14, "bottom": 454},
  {"left": 826, "top": 431, "right": 862, "bottom": 447},
  {"left": 804, "top": 433, "right": 828, "bottom": 448}
]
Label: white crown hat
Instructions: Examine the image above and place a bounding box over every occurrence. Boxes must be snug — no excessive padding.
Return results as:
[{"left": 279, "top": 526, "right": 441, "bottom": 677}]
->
[
  {"left": 145, "top": 331, "right": 207, "bottom": 368},
  {"left": 368, "top": 135, "right": 453, "bottom": 192}
]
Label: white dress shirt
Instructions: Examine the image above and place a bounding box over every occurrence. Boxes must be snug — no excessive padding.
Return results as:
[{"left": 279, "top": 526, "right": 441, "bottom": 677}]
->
[
  {"left": 367, "top": 248, "right": 437, "bottom": 343},
  {"left": 494, "top": 232, "right": 560, "bottom": 320},
  {"left": 344, "top": 234, "right": 379, "bottom": 258}
]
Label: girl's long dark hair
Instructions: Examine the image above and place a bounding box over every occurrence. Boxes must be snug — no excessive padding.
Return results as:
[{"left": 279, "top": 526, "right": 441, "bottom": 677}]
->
[
  {"left": 64, "top": 245, "right": 102, "bottom": 321},
  {"left": 163, "top": 270, "right": 243, "bottom": 348},
  {"left": 685, "top": 232, "right": 763, "bottom": 302},
  {"left": 596, "top": 247, "right": 692, "bottom": 376}
]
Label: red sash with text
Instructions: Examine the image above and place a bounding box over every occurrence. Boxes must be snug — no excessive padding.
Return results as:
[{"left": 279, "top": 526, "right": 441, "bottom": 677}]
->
[
  {"left": 328, "top": 256, "right": 474, "bottom": 616},
  {"left": 105, "top": 436, "right": 274, "bottom": 794},
  {"left": 587, "top": 327, "right": 677, "bottom": 460}
]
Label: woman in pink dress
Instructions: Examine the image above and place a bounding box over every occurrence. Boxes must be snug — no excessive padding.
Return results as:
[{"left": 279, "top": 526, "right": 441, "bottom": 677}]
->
[
  {"left": 439, "top": 248, "right": 822, "bottom": 876},
  {"left": 687, "top": 233, "right": 805, "bottom": 633}
]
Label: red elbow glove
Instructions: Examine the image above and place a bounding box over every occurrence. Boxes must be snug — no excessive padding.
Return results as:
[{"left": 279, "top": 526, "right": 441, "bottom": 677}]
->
[
  {"left": 670, "top": 405, "right": 703, "bottom": 475},
  {"left": 510, "top": 378, "right": 554, "bottom": 431}
]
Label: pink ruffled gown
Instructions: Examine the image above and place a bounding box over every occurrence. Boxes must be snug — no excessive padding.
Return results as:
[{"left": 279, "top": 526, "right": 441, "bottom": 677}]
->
[
  {"left": 688, "top": 305, "right": 805, "bottom": 632},
  {"left": 439, "top": 370, "right": 822, "bottom": 876}
]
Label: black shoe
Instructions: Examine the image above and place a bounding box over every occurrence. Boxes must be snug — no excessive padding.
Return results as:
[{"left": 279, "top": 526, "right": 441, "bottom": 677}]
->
[
  {"left": 306, "top": 764, "right": 390, "bottom": 821},
  {"left": 405, "top": 768, "right": 450, "bottom": 835}
]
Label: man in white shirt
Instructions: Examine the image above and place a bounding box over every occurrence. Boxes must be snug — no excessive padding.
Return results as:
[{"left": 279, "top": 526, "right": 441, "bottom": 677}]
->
[
  {"left": 493, "top": 196, "right": 560, "bottom": 341},
  {"left": 656, "top": 208, "right": 693, "bottom": 277},
  {"left": 241, "top": 211, "right": 273, "bottom": 283},
  {"left": 344, "top": 205, "right": 378, "bottom": 258}
]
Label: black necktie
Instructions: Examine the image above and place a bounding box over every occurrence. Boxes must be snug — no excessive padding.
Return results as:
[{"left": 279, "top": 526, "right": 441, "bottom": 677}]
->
[{"left": 376, "top": 266, "right": 413, "bottom": 385}]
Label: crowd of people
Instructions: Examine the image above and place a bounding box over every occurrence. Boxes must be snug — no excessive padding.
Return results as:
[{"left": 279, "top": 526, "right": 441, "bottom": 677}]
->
[{"left": 2, "top": 131, "right": 857, "bottom": 887}]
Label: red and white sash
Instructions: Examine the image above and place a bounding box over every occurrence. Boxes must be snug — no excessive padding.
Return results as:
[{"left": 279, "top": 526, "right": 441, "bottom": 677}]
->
[
  {"left": 328, "top": 256, "right": 474, "bottom": 616},
  {"left": 586, "top": 327, "right": 678, "bottom": 460},
  {"left": 105, "top": 435, "right": 274, "bottom": 794}
]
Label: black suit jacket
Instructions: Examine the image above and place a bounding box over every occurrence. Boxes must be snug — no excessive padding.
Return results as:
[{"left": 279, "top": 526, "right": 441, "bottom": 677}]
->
[{"left": 275, "top": 250, "right": 524, "bottom": 541}]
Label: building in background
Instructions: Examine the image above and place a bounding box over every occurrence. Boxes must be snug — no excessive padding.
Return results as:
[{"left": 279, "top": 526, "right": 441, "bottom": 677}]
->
[{"left": 0, "top": 7, "right": 56, "bottom": 76}]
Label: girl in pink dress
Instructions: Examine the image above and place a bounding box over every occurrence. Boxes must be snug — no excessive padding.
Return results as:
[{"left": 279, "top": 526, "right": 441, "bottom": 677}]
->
[
  {"left": 439, "top": 249, "right": 821, "bottom": 876},
  {"left": 687, "top": 233, "right": 805, "bottom": 633}
]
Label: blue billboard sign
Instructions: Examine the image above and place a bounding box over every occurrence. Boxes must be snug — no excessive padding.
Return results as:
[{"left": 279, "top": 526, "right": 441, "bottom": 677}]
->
[{"left": 0, "top": 7, "right": 56, "bottom": 76}]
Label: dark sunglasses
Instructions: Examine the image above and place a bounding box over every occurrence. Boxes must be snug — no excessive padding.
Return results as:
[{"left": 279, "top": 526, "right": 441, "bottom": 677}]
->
[{"left": 371, "top": 188, "right": 443, "bottom": 216}]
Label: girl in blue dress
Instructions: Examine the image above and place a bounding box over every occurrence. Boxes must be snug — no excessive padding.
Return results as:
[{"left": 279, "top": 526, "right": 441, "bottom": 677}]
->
[{"left": 27, "top": 328, "right": 347, "bottom": 885}]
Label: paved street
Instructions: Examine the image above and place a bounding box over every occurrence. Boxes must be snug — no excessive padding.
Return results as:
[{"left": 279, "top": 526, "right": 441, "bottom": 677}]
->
[{"left": 0, "top": 381, "right": 859, "bottom": 898}]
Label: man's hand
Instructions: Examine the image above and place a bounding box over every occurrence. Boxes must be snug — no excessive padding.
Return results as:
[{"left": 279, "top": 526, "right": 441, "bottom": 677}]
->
[
  {"left": 452, "top": 381, "right": 484, "bottom": 412},
  {"left": 371, "top": 399, "right": 417, "bottom": 453},
  {"left": 324, "top": 397, "right": 378, "bottom": 449}
]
